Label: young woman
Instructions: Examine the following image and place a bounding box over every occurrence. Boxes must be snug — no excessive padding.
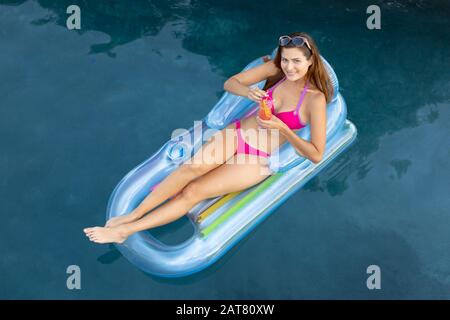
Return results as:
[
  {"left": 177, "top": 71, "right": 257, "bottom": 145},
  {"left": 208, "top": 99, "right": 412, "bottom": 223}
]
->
[{"left": 84, "top": 32, "right": 332, "bottom": 244}]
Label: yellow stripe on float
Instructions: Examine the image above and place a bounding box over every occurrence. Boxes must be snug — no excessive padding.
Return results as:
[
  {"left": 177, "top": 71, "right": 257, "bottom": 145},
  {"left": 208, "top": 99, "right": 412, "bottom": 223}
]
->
[{"left": 196, "top": 191, "right": 241, "bottom": 223}]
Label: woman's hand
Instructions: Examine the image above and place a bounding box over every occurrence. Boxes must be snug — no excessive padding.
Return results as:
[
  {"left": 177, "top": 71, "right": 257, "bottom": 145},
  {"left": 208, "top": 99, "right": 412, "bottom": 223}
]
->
[
  {"left": 256, "top": 114, "right": 288, "bottom": 132},
  {"left": 247, "top": 86, "right": 268, "bottom": 103}
]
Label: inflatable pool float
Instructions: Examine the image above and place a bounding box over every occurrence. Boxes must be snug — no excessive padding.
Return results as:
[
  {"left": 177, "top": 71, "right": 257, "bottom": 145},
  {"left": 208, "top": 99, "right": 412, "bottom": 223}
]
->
[{"left": 106, "top": 49, "right": 357, "bottom": 277}]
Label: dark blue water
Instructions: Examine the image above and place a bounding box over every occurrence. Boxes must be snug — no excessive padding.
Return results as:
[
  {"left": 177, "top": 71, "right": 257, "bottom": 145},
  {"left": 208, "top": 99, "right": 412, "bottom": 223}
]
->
[{"left": 1, "top": 0, "right": 449, "bottom": 299}]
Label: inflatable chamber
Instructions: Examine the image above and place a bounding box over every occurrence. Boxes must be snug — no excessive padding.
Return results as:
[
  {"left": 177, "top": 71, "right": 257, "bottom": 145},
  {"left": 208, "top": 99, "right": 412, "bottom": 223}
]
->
[{"left": 106, "top": 49, "right": 358, "bottom": 277}]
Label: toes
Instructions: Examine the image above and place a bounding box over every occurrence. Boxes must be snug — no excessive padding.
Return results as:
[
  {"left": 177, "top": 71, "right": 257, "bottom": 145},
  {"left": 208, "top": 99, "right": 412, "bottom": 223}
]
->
[
  {"left": 87, "top": 232, "right": 96, "bottom": 239},
  {"left": 85, "top": 228, "right": 105, "bottom": 243},
  {"left": 84, "top": 227, "right": 98, "bottom": 234}
]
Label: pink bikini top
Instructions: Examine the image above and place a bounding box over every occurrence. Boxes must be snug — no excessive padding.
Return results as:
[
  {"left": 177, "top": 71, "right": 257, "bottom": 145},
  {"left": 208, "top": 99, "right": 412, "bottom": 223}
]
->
[{"left": 267, "top": 76, "right": 308, "bottom": 130}]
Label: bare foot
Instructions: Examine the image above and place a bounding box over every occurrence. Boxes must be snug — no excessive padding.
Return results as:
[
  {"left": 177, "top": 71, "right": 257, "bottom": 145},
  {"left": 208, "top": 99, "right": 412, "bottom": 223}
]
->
[
  {"left": 105, "top": 212, "right": 140, "bottom": 228},
  {"left": 83, "top": 226, "right": 129, "bottom": 244}
]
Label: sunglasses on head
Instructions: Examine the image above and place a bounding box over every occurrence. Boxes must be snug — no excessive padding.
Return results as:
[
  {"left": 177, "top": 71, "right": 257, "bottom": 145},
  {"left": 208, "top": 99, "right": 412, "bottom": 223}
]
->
[{"left": 279, "top": 35, "right": 312, "bottom": 52}]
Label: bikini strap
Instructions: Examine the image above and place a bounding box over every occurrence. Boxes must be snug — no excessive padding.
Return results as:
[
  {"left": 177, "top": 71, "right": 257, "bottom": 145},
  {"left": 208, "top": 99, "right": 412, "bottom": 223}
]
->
[
  {"left": 295, "top": 81, "right": 309, "bottom": 114},
  {"left": 267, "top": 76, "right": 286, "bottom": 96},
  {"left": 235, "top": 120, "right": 245, "bottom": 141}
]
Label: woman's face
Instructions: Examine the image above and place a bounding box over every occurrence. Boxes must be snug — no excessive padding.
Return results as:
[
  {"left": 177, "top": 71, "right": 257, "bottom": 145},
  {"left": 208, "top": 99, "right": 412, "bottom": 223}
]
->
[{"left": 280, "top": 47, "right": 312, "bottom": 82}]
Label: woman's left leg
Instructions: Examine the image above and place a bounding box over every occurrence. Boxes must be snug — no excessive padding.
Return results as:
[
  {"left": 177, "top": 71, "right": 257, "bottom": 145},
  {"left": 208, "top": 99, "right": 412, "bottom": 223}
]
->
[{"left": 84, "top": 156, "right": 271, "bottom": 244}]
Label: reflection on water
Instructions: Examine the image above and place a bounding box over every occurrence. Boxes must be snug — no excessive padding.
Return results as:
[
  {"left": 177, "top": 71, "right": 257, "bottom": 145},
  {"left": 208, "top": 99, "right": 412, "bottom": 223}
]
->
[
  {"left": 389, "top": 159, "right": 411, "bottom": 180},
  {"left": 1, "top": 0, "right": 449, "bottom": 299},
  {"left": 97, "top": 244, "right": 122, "bottom": 264}
]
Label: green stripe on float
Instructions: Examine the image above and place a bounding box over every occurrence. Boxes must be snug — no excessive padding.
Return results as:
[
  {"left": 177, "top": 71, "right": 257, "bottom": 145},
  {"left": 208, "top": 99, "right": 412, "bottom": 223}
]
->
[
  {"left": 196, "top": 191, "right": 240, "bottom": 223},
  {"left": 201, "top": 173, "right": 283, "bottom": 238}
]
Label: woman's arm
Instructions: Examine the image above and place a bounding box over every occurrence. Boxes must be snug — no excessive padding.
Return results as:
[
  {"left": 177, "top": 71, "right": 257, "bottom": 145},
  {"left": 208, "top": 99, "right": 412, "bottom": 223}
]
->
[
  {"left": 224, "top": 59, "right": 279, "bottom": 98},
  {"left": 223, "top": 77, "right": 251, "bottom": 97},
  {"left": 280, "top": 93, "right": 327, "bottom": 164}
]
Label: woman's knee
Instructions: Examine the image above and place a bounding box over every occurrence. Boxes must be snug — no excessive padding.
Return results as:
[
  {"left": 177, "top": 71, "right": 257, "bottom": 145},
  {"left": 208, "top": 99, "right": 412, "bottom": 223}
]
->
[{"left": 179, "top": 181, "right": 205, "bottom": 203}]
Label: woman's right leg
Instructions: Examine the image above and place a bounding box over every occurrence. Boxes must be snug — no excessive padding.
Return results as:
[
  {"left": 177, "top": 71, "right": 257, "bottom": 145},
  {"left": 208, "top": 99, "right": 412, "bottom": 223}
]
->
[{"left": 105, "top": 122, "right": 238, "bottom": 227}]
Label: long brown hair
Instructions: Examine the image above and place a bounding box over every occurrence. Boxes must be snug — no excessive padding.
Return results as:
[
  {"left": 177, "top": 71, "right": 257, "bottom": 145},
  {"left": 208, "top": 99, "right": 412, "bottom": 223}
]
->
[{"left": 267, "top": 32, "right": 333, "bottom": 103}]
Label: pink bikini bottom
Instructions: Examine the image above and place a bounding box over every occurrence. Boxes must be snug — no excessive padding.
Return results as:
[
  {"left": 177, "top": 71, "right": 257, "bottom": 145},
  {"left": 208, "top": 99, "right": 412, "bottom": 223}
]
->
[{"left": 233, "top": 120, "right": 270, "bottom": 158}]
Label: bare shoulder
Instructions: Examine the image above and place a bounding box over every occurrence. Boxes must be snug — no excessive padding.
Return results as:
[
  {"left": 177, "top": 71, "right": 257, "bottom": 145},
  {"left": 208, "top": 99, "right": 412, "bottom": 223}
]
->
[
  {"left": 305, "top": 89, "right": 327, "bottom": 123},
  {"left": 306, "top": 90, "right": 326, "bottom": 116},
  {"left": 311, "top": 90, "right": 326, "bottom": 105}
]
